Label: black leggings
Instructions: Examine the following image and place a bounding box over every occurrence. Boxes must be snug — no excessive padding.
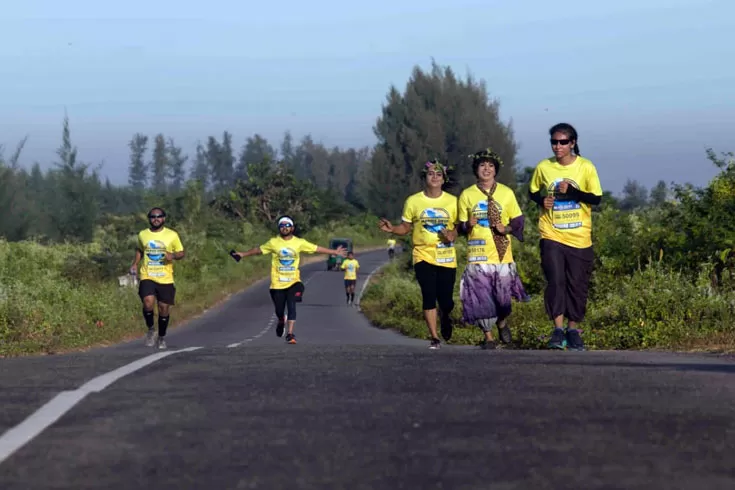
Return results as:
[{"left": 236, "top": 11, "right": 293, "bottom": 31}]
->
[
  {"left": 269, "top": 284, "right": 298, "bottom": 321},
  {"left": 414, "top": 261, "right": 456, "bottom": 313},
  {"left": 540, "top": 239, "right": 594, "bottom": 322}
]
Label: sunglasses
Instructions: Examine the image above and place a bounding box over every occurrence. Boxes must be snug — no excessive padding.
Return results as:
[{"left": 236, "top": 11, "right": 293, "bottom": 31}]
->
[
  {"left": 279, "top": 223, "right": 293, "bottom": 228},
  {"left": 550, "top": 139, "right": 571, "bottom": 146},
  {"left": 148, "top": 214, "right": 165, "bottom": 219}
]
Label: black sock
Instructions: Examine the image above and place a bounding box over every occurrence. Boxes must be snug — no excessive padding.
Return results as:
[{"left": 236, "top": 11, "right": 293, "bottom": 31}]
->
[
  {"left": 346, "top": 292, "right": 350, "bottom": 301},
  {"left": 350, "top": 293, "right": 355, "bottom": 302},
  {"left": 158, "top": 315, "right": 170, "bottom": 337},
  {"left": 143, "top": 309, "right": 154, "bottom": 329}
]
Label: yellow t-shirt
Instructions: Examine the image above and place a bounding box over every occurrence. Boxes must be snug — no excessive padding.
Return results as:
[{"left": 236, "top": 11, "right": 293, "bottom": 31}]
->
[
  {"left": 137, "top": 227, "right": 184, "bottom": 284},
  {"left": 529, "top": 156, "right": 603, "bottom": 249},
  {"left": 341, "top": 258, "right": 360, "bottom": 280},
  {"left": 458, "top": 183, "right": 523, "bottom": 264},
  {"left": 260, "top": 236, "right": 318, "bottom": 289},
  {"left": 401, "top": 191, "right": 458, "bottom": 268},
  {"left": 387, "top": 239, "right": 396, "bottom": 248}
]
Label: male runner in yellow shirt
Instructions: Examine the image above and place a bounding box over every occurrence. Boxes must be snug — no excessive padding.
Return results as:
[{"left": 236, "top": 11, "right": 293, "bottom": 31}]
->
[
  {"left": 341, "top": 251, "right": 360, "bottom": 305},
  {"left": 130, "top": 207, "right": 185, "bottom": 350}
]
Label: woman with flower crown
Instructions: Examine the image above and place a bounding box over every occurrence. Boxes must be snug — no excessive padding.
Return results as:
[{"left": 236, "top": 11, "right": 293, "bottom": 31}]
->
[
  {"left": 378, "top": 159, "right": 459, "bottom": 350},
  {"left": 458, "top": 149, "right": 527, "bottom": 349}
]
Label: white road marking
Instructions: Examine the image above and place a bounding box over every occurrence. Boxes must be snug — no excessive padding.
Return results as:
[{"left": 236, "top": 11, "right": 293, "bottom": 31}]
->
[
  {"left": 0, "top": 346, "right": 202, "bottom": 466},
  {"left": 356, "top": 260, "right": 391, "bottom": 309}
]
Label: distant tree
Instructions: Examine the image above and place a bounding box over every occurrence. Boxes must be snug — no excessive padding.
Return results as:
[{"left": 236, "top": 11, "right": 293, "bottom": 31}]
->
[
  {"left": 166, "top": 138, "right": 188, "bottom": 191},
  {"left": 649, "top": 180, "right": 668, "bottom": 206},
  {"left": 150, "top": 134, "right": 169, "bottom": 192},
  {"left": 361, "top": 60, "right": 519, "bottom": 217},
  {"left": 236, "top": 134, "right": 276, "bottom": 181},
  {"left": 128, "top": 133, "right": 149, "bottom": 189},
  {"left": 207, "top": 131, "right": 235, "bottom": 192},
  {"left": 190, "top": 141, "right": 209, "bottom": 189},
  {"left": 619, "top": 179, "right": 649, "bottom": 211},
  {"left": 50, "top": 113, "right": 100, "bottom": 242},
  {"left": 280, "top": 131, "right": 296, "bottom": 170}
]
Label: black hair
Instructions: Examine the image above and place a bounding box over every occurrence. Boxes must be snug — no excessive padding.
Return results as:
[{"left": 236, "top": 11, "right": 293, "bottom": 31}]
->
[
  {"left": 471, "top": 157, "right": 500, "bottom": 178},
  {"left": 421, "top": 158, "right": 456, "bottom": 191},
  {"left": 549, "top": 123, "right": 581, "bottom": 156},
  {"left": 469, "top": 148, "right": 504, "bottom": 179},
  {"left": 148, "top": 207, "right": 166, "bottom": 218}
]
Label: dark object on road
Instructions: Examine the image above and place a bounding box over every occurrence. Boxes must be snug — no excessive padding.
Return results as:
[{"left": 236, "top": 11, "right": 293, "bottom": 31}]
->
[{"left": 327, "top": 238, "right": 353, "bottom": 270}]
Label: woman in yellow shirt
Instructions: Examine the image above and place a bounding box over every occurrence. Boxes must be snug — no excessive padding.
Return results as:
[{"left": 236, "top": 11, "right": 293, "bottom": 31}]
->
[
  {"left": 458, "top": 148, "right": 527, "bottom": 350},
  {"left": 378, "top": 159, "right": 458, "bottom": 350},
  {"left": 529, "top": 123, "right": 603, "bottom": 351}
]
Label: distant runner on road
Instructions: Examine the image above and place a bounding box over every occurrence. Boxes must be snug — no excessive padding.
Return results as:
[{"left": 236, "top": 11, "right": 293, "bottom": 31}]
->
[
  {"left": 387, "top": 238, "right": 396, "bottom": 259},
  {"left": 129, "top": 207, "right": 186, "bottom": 350},
  {"left": 341, "top": 251, "right": 360, "bottom": 305},
  {"left": 233, "top": 215, "right": 347, "bottom": 344},
  {"left": 379, "top": 159, "right": 458, "bottom": 350}
]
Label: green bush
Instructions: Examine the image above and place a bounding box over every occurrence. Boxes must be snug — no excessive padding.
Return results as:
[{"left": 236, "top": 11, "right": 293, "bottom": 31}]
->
[{"left": 361, "top": 248, "right": 735, "bottom": 351}]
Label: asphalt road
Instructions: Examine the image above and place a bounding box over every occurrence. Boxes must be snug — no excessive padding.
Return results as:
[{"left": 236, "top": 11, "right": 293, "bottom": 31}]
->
[{"left": 0, "top": 249, "right": 733, "bottom": 489}]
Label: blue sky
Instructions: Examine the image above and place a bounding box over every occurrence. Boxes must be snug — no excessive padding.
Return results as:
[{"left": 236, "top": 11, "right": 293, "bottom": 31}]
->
[{"left": 0, "top": 0, "right": 733, "bottom": 194}]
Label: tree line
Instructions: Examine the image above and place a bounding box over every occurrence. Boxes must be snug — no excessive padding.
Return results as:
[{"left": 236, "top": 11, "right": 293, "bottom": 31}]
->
[{"left": 0, "top": 60, "right": 706, "bottom": 251}]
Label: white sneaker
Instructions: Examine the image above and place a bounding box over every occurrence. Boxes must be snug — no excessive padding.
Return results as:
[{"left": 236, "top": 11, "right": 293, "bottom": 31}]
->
[
  {"left": 156, "top": 338, "right": 167, "bottom": 350},
  {"left": 145, "top": 329, "right": 157, "bottom": 347}
]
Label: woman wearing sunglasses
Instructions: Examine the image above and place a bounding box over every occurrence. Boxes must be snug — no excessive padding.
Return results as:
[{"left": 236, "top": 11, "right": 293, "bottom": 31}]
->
[
  {"left": 233, "top": 215, "right": 347, "bottom": 344},
  {"left": 528, "top": 123, "right": 603, "bottom": 351}
]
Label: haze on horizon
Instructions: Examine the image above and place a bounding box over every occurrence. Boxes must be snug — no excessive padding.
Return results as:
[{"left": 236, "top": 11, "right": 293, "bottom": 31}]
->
[{"left": 1, "top": 0, "right": 733, "bottom": 195}]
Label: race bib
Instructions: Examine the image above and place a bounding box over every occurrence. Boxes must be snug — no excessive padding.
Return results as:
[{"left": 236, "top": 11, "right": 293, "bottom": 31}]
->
[
  {"left": 551, "top": 200, "right": 583, "bottom": 230},
  {"left": 467, "top": 239, "right": 489, "bottom": 263},
  {"left": 435, "top": 242, "right": 456, "bottom": 264},
  {"left": 147, "top": 266, "right": 165, "bottom": 278},
  {"left": 278, "top": 266, "right": 297, "bottom": 283}
]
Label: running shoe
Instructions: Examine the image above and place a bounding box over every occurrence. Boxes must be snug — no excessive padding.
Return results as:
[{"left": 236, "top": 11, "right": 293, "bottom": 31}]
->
[
  {"left": 548, "top": 328, "right": 567, "bottom": 350},
  {"left": 145, "top": 328, "right": 157, "bottom": 347},
  {"left": 286, "top": 333, "right": 297, "bottom": 344},
  {"left": 498, "top": 325, "right": 513, "bottom": 345},
  {"left": 481, "top": 339, "right": 497, "bottom": 350},
  {"left": 276, "top": 319, "right": 285, "bottom": 338},
  {"left": 429, "top": 337, "right": 441, "bottom": 350},
  {"left": 566, "top": 328, "right": 585, "bottom": 351}
]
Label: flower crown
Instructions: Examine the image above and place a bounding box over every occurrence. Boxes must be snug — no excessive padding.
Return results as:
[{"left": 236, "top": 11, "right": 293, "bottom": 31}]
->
[
  {"left": 421, "top": 158, "right": 453, "bottom": 175},
  {"left": 468, "top": 148, "right": 504, "bottom": 167}
]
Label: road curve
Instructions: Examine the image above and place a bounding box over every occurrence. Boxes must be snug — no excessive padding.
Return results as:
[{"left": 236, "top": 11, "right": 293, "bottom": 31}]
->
[{"left": 0, "top": 249, "right": 733, "bottom": 489}]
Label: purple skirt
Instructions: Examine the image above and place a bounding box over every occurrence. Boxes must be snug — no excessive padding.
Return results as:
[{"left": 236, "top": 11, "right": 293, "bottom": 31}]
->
[{"left": 460, "top": 263, "right": 527, "bottom": 324}]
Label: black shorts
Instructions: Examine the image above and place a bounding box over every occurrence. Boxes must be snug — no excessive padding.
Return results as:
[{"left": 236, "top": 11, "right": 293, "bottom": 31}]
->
[
  {"left": 139, "top": 279, "right": 176, "bottom": 305},
  {"left": 344, "top": 279, "right": 356, "bottom": 287}
]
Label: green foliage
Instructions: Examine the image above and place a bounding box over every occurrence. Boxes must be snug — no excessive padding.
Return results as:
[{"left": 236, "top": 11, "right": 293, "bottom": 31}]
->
[{"left": 361, "top": 60, "right": 519, "bottom": 218}]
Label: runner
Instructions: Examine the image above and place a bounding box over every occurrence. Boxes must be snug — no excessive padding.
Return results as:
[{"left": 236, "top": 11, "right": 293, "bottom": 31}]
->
[
  {"left": 458, "top": 148, "right": 527, "bottom": 350},
  {"left": 378, "top": 158, "right": 458, "bottom": 349},
  {"left": 129, "top": 207, "right": 185, "bottom": 350},
  {"left": 340, "top": 251, "right": 360, "bottom": 305},
  {"left": 232, "top": 215, "right": 347, "bottom": 344},
  {"left": 387, "top": 238, "right": 396, "bottom": 259},
  {"left": 529, "top": 123, "right": 603, "bottom": 350}
]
